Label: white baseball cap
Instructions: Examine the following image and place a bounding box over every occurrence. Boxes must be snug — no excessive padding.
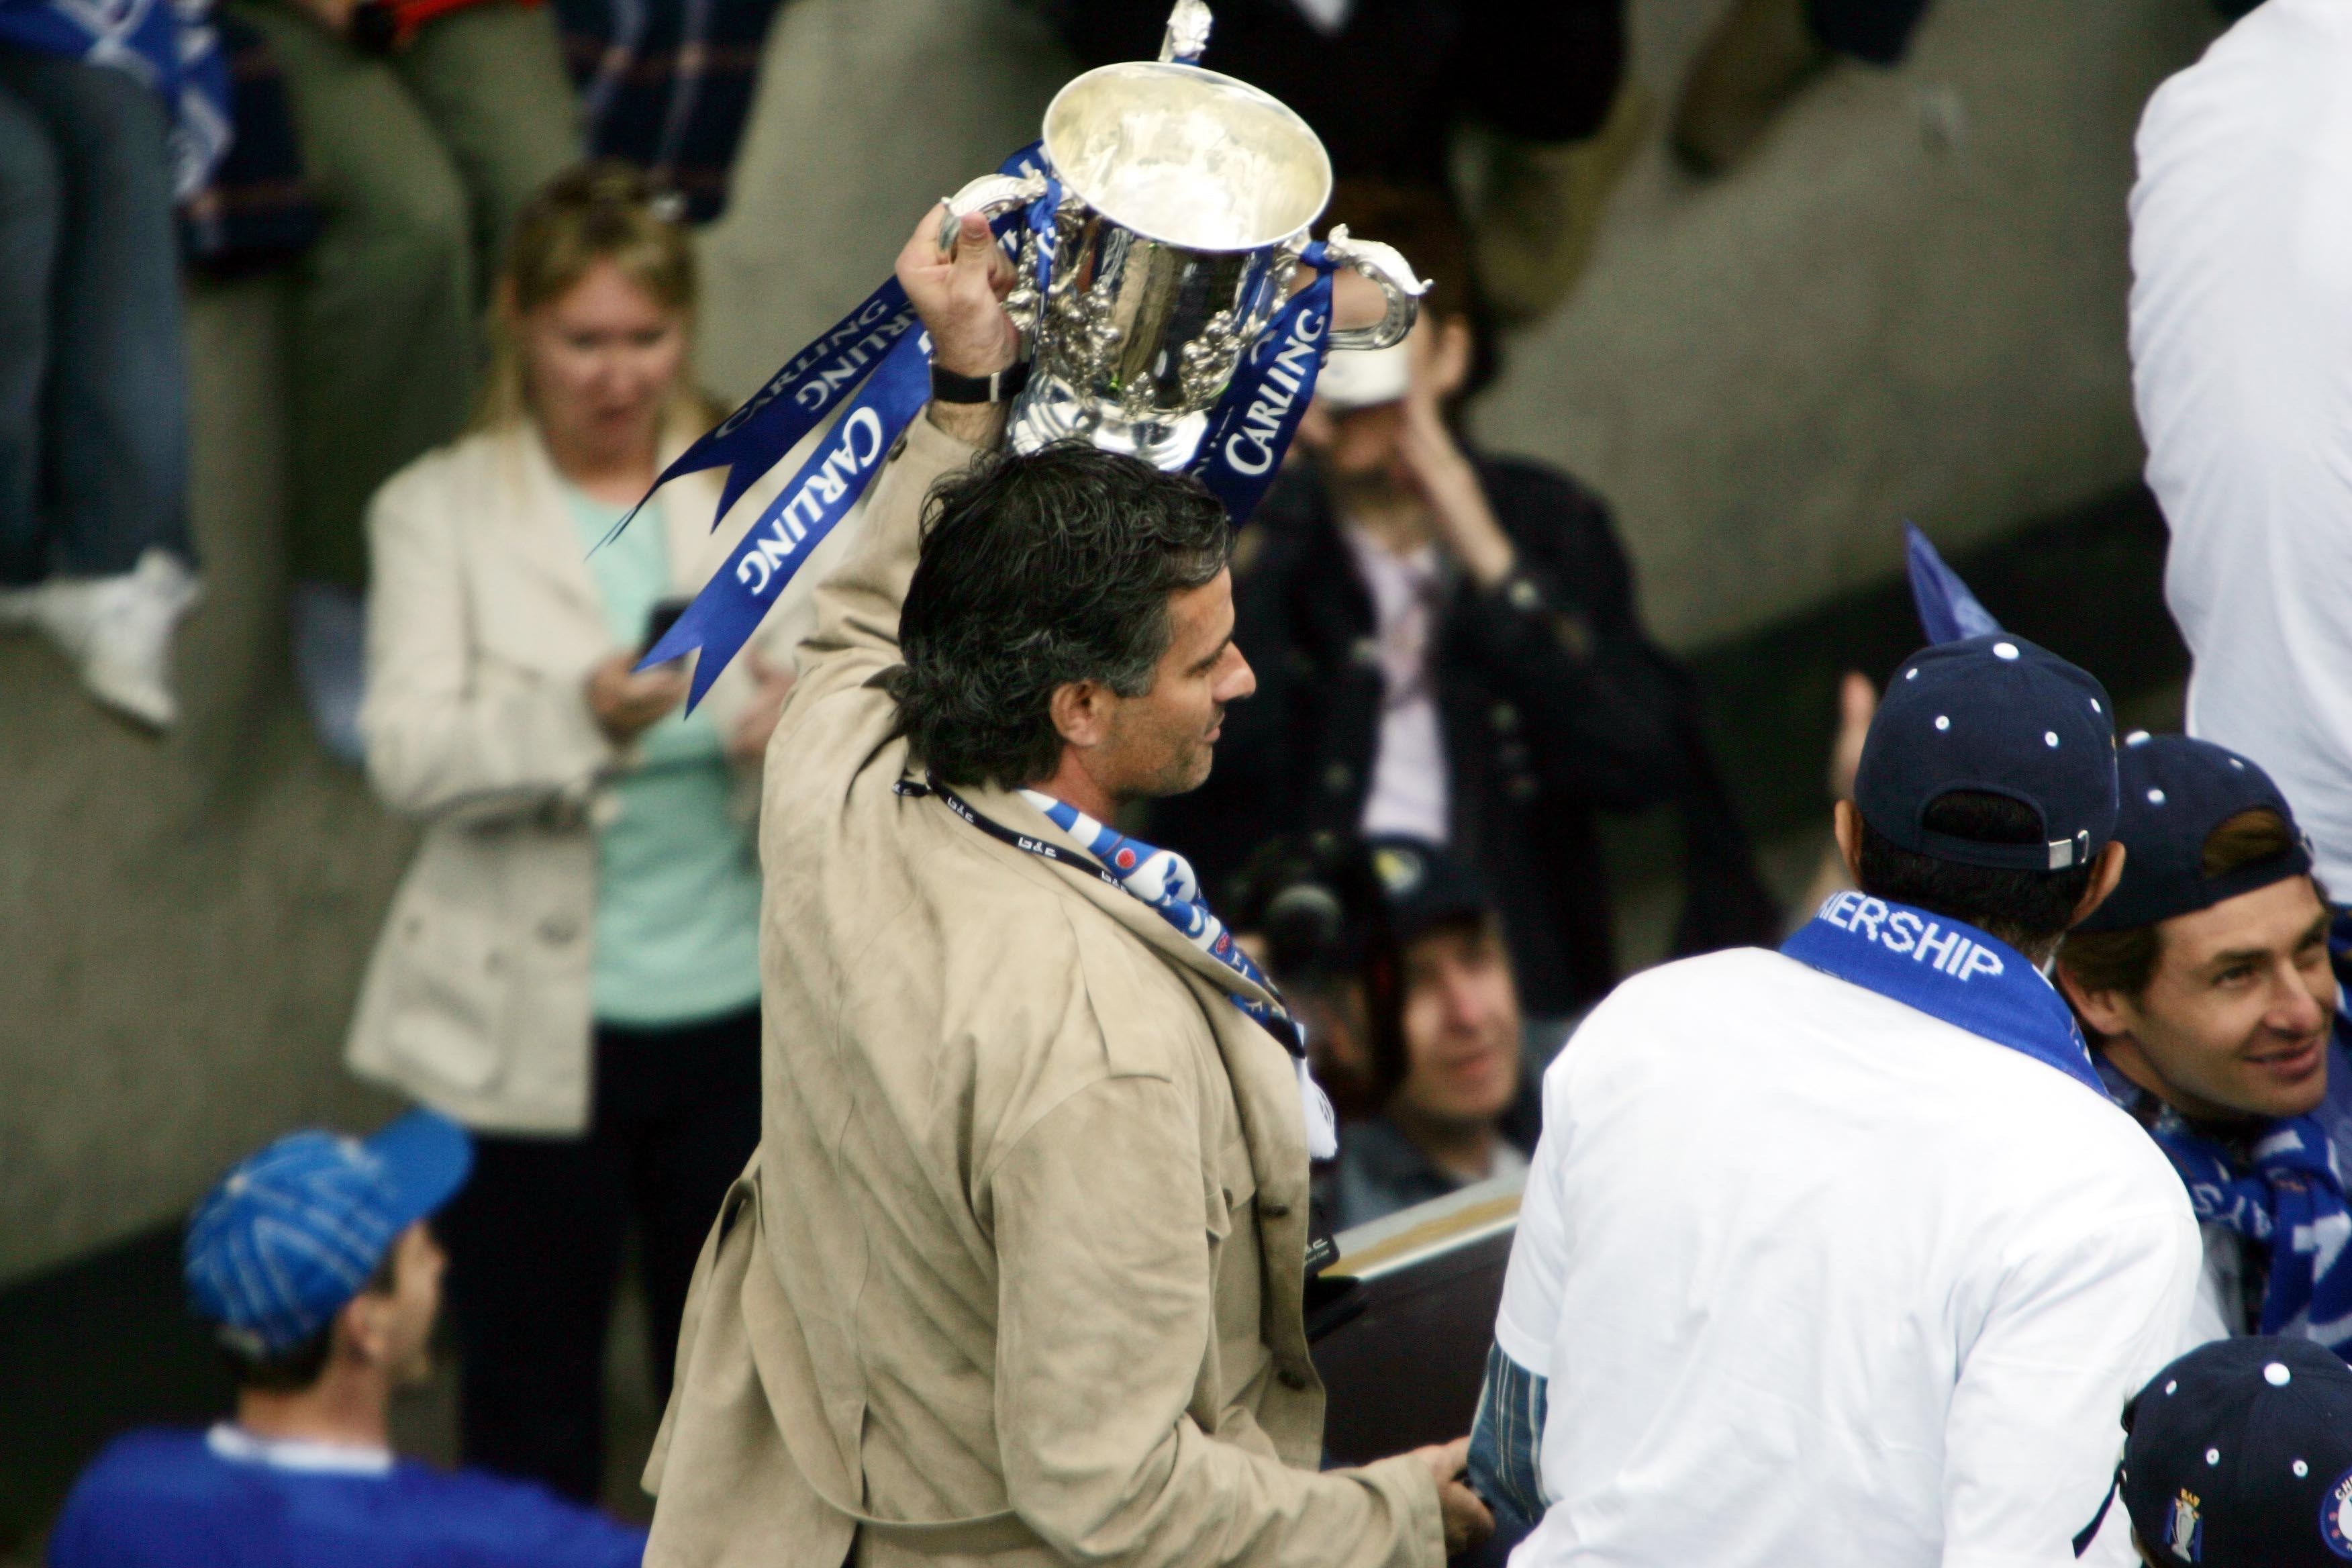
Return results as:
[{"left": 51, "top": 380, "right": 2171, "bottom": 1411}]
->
[{"left": 1314, "top": 340, "right": 1410, "bottom": 412}]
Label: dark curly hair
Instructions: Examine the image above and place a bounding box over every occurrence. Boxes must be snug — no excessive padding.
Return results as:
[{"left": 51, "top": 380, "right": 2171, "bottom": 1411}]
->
[{"left": 888, "top": 442, "right": 1232, "bottom": 789}]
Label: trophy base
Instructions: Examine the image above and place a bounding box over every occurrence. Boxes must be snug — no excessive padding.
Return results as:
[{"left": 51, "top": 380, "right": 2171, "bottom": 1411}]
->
[{"left": 1008, "top": 375, "right": 1207, "bottom": 473}]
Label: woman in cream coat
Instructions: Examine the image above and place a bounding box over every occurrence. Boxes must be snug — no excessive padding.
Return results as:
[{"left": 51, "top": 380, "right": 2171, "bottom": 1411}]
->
[{"left": 347, "top": 162, "right": 800, "bottom": 1505}]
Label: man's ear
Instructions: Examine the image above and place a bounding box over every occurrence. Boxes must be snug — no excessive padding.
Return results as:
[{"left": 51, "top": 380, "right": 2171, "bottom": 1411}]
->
[
  {"left": 2072, "top": 840, "right": 2127, "bottom": 927},
  {"left": 1832, "top": 799, "right": 1865, "bottom": 885},
  {"left": 2053, "top": 959, "right": 2135, "bottom": 1042},
  {"left": 336, "top": 1292, "right": 387, "bottom": 1369},
  {"left": 1048, "top": 679, "right": 1113, "bottom": 750}
]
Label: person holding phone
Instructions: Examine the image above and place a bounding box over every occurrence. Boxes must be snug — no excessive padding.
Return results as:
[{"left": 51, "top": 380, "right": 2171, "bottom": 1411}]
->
[{"left": 345, "top": 161, "right": 794, "bottom": 1506}]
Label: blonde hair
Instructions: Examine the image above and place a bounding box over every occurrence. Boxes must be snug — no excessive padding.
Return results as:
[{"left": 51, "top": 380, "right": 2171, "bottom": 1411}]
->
[{"left": 475, "top": 160, "right": 718, "bottom": 433}]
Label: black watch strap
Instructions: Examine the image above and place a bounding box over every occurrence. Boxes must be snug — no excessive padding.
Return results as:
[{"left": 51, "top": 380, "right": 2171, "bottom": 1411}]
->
[{"left": 930, "top": 359, "right": 1030, "bottom": 405}]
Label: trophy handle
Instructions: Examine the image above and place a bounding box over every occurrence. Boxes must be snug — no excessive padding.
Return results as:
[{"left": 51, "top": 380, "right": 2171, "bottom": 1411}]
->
[
  {"left": 935, "top": 173, "right": 1052, "bottom": 255},
  {"left": 1319, "top": 228, "right": 1429, "bottom": 352}
]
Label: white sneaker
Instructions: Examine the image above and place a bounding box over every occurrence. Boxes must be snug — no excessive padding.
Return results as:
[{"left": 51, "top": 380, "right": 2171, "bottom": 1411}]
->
[{"left": 19, "top": 549, "right": 203, "bottom": 731}]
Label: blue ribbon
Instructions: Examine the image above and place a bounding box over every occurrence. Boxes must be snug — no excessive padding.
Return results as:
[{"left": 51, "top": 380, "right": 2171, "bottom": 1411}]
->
[
  {"left": 607, "top": 273, "right": 915, "bottom": 551},
  {"left": 609, "top": 139, "right": 1045, "bottom": 551},
  {"left": 1187, "top": 244, "right": 1334, "bottom": 524},
  {"left": 1906, "top": 521, "right": 2002, "bottom": 646},
  {"left": 1781, "top": 890, "right": 2106, "bottom": 1094},
  {"left": 644, "top": 326, "right": 934, "bottom": 706}
]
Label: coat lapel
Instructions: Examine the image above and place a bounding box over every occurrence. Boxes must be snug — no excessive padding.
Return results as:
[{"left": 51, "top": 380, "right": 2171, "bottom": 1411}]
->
[{"left": 946, "top": 777, "right": 1313, "bottom": 1206}]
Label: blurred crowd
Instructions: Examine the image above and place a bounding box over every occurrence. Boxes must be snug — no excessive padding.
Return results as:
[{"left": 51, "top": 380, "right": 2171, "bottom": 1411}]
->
[{"left": 5, "top": 0, "right": 2341, "bottom": 1564}]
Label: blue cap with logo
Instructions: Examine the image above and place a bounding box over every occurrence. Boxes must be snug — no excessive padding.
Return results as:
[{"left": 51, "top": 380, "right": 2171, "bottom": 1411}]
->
[
  {"left": 2072, "top": 732, "right": 2313, "bottom": 934},
  {"left": 2114, "top": 1336, "right": 2352, "bottom": 1568},
  {"left": 1855, "top": 632, "right": 2118, "bottom": 873},
  {"left": 184, "top": 1108, "right": 473, "bottom": 1356}
]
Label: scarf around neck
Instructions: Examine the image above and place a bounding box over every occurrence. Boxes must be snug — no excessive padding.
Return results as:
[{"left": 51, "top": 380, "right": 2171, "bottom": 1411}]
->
[
  {"left": 2143, "top": 1104, "right": 2352, "bottom": 1354},
  {"left": 1021, "top": 791, "right": 1338, "bottom": 1161},
  {"left": 1780, "top": 891, "right": 2105, "bottom": 1093}
]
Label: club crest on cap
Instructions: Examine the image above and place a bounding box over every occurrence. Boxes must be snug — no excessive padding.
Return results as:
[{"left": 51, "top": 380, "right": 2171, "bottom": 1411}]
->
[
  {"left": 2167, "top": 1489, "right": 2203, "bottom": 1562},
  {"left": 1371, "top": 846, "right": 1424, "bottom": 897},
  {"left": 2323, "top": 1467, "right": 2352, "bottom": 1559}
]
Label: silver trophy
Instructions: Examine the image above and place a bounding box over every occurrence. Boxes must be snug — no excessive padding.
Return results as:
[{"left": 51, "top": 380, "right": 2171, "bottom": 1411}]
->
[{"left": 937, "top": 0, "right": 1425, "bottom": 469}]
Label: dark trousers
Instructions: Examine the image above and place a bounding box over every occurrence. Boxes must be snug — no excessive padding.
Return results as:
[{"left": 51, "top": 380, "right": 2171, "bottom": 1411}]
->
[
  {"left": 0, "top": 49, "right": 191, "bottom": 587},
  {"left": 439, "top": 1005, "right": 761, "bottom": 1504}
]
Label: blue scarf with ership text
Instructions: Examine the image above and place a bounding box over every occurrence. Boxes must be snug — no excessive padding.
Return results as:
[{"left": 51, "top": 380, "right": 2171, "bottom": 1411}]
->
[{"left": 1781, "top": 890, "right": 2106, "bottom": 1094}]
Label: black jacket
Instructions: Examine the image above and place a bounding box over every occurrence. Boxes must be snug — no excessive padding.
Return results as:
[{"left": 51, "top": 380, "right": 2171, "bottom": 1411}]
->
[{"left": 1148, "top": 456, "right": 1779, "bottom": 1016}]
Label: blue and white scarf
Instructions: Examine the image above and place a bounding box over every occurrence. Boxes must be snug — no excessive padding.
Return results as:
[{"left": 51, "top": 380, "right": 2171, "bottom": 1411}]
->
[
  {"left": 2145, "top": 1109, "right": 2352, "bottom": 1355},
  {"left": 1022, "top": 791, "right": 1338, "bottom": 1159}
]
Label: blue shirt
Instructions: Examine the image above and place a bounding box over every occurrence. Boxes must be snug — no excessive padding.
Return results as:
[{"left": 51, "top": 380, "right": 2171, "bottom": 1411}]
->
[
  {"left": 46, "top": 1426, "right": 646, "bottom": 1568},
  {"left": 564, "top": 484, "right": 763, "bottom": 1028}
]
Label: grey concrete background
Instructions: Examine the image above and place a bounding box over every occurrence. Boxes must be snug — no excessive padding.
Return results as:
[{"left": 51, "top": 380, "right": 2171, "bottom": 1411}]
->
[{"left": 0, "top": 0, "right": 2225, "bottom": 1287}]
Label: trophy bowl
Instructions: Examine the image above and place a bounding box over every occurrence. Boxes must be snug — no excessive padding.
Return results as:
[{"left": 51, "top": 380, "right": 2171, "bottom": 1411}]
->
[{"left": 942, "top": 56, "right": 1424, "bottom": 469}]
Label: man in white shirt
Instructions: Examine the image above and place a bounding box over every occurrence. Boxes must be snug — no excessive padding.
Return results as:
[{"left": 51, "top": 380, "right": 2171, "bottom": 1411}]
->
[
  {"left": 1469, "top": 632, "right": 2202, "bottom": 1567},
  {"left": 2129, "top": 0, "right": 2352, "bottom": 893}
]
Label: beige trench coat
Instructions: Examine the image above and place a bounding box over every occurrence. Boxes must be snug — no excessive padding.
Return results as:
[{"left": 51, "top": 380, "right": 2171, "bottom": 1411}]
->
[
  {"left": 346, "top": 419, "right": 814, "bottom": 1134},
  {"left": 642, "top": 412, "right": 1445, "bottom": 1568}
]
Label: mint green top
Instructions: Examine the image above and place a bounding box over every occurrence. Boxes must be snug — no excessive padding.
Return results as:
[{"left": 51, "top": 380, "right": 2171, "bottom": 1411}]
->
[{"left": 566, "top": 486, "right": 763, "bottom": 1026}]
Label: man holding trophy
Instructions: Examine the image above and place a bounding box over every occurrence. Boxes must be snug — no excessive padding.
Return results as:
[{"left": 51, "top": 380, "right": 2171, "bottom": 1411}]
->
[{"left": 634, "top": 15, "right": 1491, "bottom": 1563}]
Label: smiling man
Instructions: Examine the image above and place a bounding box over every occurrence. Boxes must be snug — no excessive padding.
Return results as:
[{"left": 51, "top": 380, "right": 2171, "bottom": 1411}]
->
[{"left": 2057, "top": 733, "right": 2352, "bottom": 1354}]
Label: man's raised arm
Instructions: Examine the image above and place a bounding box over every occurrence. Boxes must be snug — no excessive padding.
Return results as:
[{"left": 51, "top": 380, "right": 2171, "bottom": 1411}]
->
[{"left": 797, "top": 209, "right": 1017, "bottom": 690}]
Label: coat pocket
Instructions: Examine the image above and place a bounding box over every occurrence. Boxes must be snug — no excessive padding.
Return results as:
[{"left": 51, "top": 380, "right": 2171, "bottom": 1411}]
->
[{"left": 379, "top": 899, "right": 514, "bottom": 1095}]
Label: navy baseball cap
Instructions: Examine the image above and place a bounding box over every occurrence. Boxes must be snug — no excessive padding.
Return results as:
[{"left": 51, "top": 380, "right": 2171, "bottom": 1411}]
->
[
  {"left": 2118, "top": 1336, "right": 2352, "bottom": 1567},
  {"left": 185, "top": 1108, "right": 472, "bottom": 1356},
  {"left": 1366, "top": 836, "right": 1495, "bottom": 948},
  {"left": 2073, "top": 733, "right": 2314, "bottom": 934},
  {"left": 1855, "top": 633, "right": 2118, "bottom": 872}
]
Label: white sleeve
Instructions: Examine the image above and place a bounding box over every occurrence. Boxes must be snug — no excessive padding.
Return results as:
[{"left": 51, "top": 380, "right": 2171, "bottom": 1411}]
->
[
  {"left": 1493, "top": 1055, "right": 1576, "bottom": 1375},
  {"left": 1940, "top": 1201, "right": 2201, "bottom": 1568}
]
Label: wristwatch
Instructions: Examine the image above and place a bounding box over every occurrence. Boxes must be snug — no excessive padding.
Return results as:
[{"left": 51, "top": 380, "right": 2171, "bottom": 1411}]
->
[{"left": 930, "top": 359, "right": 1030, "bottom": 405}]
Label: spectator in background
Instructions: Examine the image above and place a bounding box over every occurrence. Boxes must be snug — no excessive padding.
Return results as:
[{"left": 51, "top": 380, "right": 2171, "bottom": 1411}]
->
[
  {"left": 1323, "top": 837, "right": 1535, "bottom": 1231},
  {"left": 346, "top": 163, "right": 791, "bottom": 1504},
  {"left": 230, "top": 0, "right": 579, "bottom": 762},
  {"left": 1670, "top": 0, "right": 1934, "bottom": 177},
  {"left": 46, "top": 1109, "right": 644, "bottom": 1568},
  {"left": 0, "top": 0, "right": 224, "bottom": 729},
  {"left": 2130, "top": 0, "right": 2352, "bottom": 905},
  {"left": 2057, "top": 734, "right": 2351, "bottom": 1355},
  {"left": 1151, "top": 185, "right": 1779, "bottom": 1035},
  {"left": 554, "top": 0, "right": 783, "bottom": 224},
  {"left": 1224, "top": 832, "right": 1393, "bottom": 1122},
  {"left": 1038, "top": 0, "right": 1639, "bottom": 324}
]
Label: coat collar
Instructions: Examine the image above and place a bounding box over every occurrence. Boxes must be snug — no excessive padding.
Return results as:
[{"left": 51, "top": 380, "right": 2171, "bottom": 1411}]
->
[
  {"left": 923, "top": 770, "right": 1310, "bottom": 1182},
  {"left": 942, "top": 774, "right": 1285, "bottom": 1016}
]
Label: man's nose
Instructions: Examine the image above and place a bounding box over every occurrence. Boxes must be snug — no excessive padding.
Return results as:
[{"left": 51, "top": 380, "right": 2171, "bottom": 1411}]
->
[
  {"left": 1220, "top": 646, "right": 1257, "bottom": 703},
  {"left": 1442, "top": 970, "right": 1485, "bottom": 1032},
  {"left": 2269, "top": 962, "right": 2331, "bottom": 1035}
]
